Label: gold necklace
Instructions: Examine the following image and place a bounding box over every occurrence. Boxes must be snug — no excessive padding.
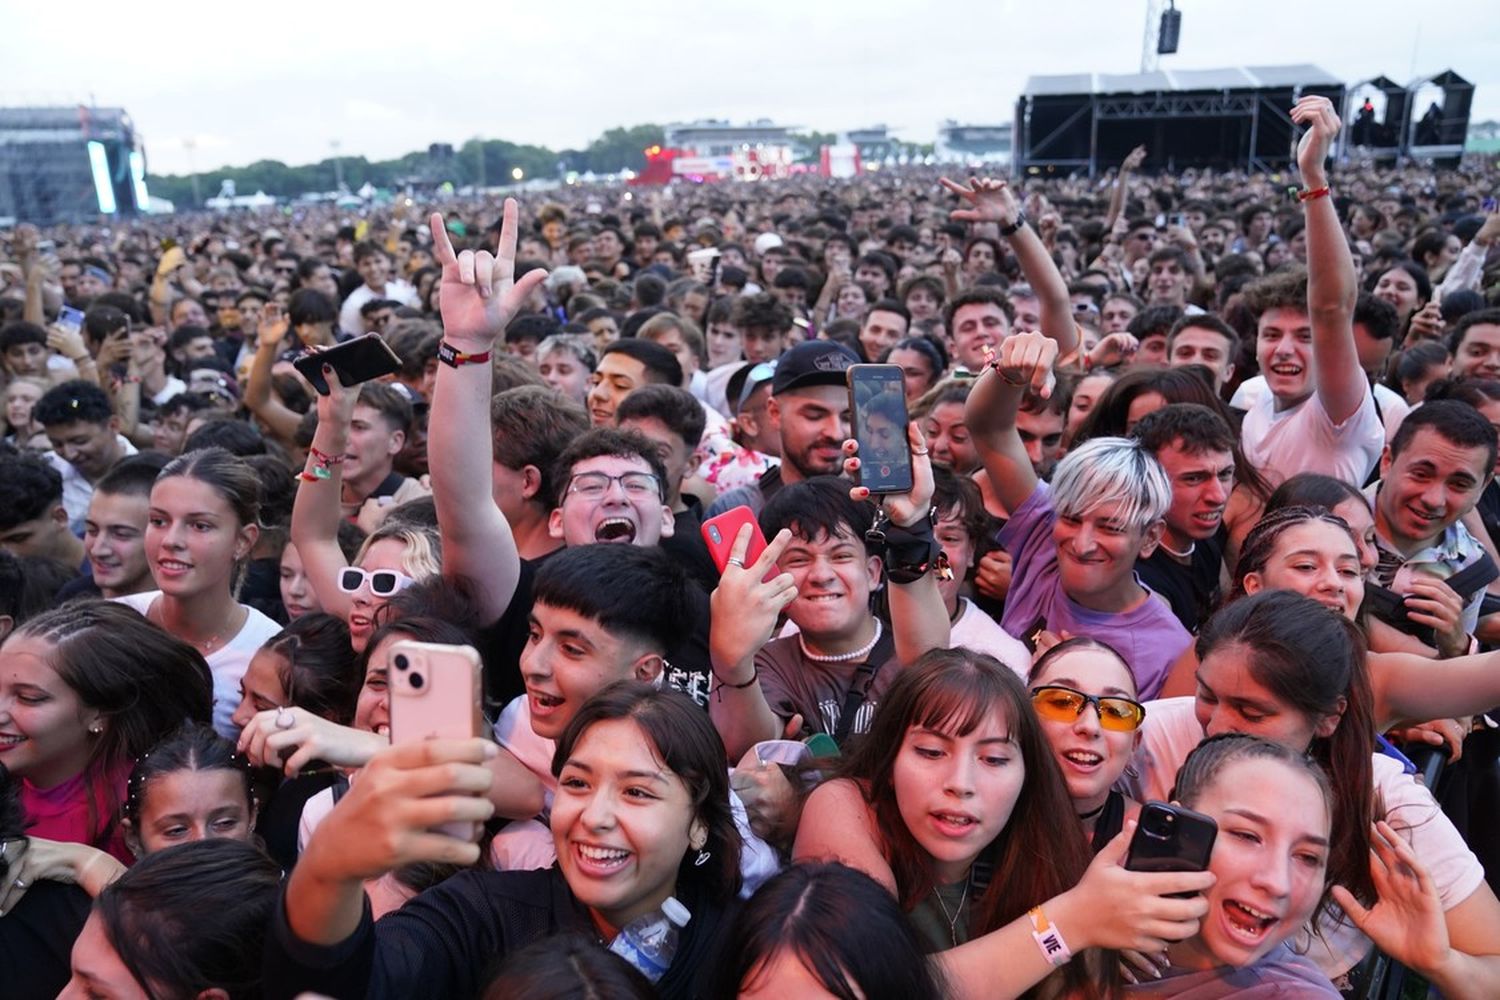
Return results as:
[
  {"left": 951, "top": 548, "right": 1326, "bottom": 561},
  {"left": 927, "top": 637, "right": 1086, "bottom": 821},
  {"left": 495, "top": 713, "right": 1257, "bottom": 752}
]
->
[{"left": 149, "top": 599, "right": 228, "bottom": 654}]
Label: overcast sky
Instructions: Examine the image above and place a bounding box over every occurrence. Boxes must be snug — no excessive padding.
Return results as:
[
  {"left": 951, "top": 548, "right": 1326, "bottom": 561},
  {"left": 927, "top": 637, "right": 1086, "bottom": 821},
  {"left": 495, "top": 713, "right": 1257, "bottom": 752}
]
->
[{"left": 3, "top": 0, "right": 1495, "bottom": 177}]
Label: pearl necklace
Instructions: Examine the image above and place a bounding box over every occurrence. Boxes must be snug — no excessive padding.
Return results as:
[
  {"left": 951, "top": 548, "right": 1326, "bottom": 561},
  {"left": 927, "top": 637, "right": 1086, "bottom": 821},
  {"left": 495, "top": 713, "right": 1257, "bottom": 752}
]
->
[
  {"left": 799, "top": 620, "right": 884, "bottom": 663},
  {"left": 1158, "top": 538, "right": 1196, "bottom": 559}
]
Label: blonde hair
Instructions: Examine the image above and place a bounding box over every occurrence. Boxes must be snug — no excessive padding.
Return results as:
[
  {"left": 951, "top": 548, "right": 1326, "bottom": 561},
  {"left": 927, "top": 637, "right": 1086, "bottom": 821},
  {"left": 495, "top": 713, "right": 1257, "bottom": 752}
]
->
[{"left": 353, "top": 523, "right": 442, "bottom": 580}]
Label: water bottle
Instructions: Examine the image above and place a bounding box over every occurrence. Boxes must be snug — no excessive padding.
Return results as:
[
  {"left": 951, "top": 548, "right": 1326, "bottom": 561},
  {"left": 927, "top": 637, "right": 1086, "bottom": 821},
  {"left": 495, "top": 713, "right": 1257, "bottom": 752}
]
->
[{"left": 607, "top": 896, "right": 691, "bottom": 982}]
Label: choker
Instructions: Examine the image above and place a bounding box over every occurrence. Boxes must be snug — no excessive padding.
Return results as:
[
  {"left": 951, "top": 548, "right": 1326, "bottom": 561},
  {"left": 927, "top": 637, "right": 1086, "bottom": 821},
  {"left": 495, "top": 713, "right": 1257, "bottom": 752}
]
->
[
  {"left": 800, "top": 620, "right": 884, "bottom": 663},
  {"left": 1076, "top": 799, "right": 1108, "bottom": 821}
]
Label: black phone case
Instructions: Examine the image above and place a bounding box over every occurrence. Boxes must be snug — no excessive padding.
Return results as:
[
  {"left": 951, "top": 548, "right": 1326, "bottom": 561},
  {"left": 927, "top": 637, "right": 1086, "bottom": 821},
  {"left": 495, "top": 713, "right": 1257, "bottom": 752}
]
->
[
  {"left": 293, "top": 334, "right": 402, "bottom": 396},
  {"left": 1126, "top": 802, "right": 1218, "bottom": 889}
]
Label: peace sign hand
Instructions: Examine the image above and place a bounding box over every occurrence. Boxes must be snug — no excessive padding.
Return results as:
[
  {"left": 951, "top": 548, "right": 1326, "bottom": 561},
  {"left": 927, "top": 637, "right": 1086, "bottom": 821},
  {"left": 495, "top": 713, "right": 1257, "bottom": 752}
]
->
[{"left": 428, "top": 198, "right": 547, "bottom": 347}]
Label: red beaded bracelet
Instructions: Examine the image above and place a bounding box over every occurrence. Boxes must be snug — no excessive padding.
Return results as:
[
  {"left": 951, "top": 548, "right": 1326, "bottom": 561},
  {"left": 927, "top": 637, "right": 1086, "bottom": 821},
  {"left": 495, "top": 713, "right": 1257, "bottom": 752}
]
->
[{"left": 1297, "top": 186, "right": 1331, "bottom": 203}]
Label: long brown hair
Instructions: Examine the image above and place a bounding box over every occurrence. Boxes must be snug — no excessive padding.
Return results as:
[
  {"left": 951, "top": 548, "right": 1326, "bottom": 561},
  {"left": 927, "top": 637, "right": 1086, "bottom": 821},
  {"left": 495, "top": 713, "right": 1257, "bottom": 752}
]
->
[
  {"left": 840, "top": 648, "right": 1100, "bottom": 994},
  {"left": 1195, "top": 591, "right": 1379, "bottom": 906}
]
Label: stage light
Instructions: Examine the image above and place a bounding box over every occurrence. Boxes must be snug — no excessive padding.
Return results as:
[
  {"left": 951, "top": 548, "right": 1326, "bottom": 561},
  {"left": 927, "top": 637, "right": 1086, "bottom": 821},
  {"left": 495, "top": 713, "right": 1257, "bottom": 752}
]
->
[{"left": 87, "top": 141, "right": 116, "bottom": 214}]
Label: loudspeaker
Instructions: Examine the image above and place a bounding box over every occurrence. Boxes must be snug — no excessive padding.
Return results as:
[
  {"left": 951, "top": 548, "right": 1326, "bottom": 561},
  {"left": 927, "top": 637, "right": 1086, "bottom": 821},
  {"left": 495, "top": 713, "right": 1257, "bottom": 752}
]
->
[{"left": 1158, "top": 8, "right": 1182, "bottom": 54}]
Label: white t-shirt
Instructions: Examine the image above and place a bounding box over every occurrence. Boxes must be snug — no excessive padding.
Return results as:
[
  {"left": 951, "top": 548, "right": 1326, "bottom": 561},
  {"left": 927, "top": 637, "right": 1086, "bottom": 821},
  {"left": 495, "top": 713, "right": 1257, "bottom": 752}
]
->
[
  {"left": 1233, "top": 375, "right": 1410, "bottom": 446},
  {"left": 338, "top": 280, "right": 418, "bottom": 337},
  {"left": 492, "top": 696, "right": 781, "bottom": 896},
  {"left": 1239, "top": 383, "right": 1385, "bottom": 488},
  {"left": 1122, "top": 697, "right": 1485, "bottom": 980},
  {"left": 114, "top": 591, "right": 281, "bottom": 739},
  {"left": 951, "top": 598, "right": 1032, "bottom": 678}
]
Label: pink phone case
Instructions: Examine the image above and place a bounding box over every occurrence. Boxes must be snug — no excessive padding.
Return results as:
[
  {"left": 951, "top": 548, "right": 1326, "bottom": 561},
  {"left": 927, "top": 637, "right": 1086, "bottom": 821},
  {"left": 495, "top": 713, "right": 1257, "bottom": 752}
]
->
[{"left": 388, "top": 640, "right": 485, "bottom": 838}]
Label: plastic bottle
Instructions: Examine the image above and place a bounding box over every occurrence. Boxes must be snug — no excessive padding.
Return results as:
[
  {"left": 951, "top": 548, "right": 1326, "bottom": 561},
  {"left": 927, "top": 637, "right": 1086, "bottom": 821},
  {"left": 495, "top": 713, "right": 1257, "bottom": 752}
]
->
[{"left": 607, "top": 896, "right": 692, "bottom": 982}]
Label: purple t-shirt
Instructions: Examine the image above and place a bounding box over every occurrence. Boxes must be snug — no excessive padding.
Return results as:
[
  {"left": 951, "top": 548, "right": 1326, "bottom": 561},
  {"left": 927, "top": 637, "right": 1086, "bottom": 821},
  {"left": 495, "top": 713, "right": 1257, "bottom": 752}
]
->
[{"left": 997, "top": 482, "right": 1190, "bottom": 699}]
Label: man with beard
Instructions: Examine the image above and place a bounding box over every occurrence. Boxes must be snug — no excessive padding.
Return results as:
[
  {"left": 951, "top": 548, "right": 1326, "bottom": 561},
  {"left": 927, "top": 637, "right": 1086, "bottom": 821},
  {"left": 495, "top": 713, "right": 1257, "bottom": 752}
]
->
[{"left": 706, "top": 339, "right": 859, "bottom": 518}]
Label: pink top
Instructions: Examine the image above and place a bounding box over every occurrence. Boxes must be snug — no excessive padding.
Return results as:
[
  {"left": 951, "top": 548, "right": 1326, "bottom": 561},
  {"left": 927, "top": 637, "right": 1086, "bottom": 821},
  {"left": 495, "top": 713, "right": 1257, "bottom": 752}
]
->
[{"left": 22, "top": 760, "right": 134, "bottom": 865}]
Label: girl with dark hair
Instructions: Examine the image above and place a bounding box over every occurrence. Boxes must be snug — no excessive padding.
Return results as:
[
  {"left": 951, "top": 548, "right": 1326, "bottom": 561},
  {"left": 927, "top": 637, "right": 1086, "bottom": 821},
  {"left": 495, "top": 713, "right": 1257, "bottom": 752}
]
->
[
  {"left": 0, "top": 600, "right": 213, "bottom": 863},
  {"left": 1388, "top": 340, "right": 1451, "bottom": 404},
  {"left": 120, "top": 722, "right": 255, "bottom": 857},
  {"left": 715, "top": 862, "right": 945, "bottom": 1000},
  {"left": 1129, "top": 590, "right": 1500, "bottom": 990},
  {"left": 1369, "top": 260, "right": 1432, "bottom": 330},
  {"left": 59, "top": 838, "right": 282, "bottom": 1000},
  {"left": 1264, "top": 473, "right": 1379, "bottom": 573},
  {"left": 267, "top": 683, "right": 743, "bottom": 1000},
  {"left": 914, "top": 380, "right": 980, "bottom": 475},
  {"left": 884, "top": 336, "right": 949, "bottom": 403},
  {"left": 1127, "top": 734, "right": 1341, "bottom": 996},
  {"left": 482, "top": 934, "right": 655, "bottom": 1000},
  {"left": 228, "top": 613, "right": 360, "bottom": 732},
  {"left": 115, "top": 447, "right": 282, "bottom": 739},
  {"left": 795, "top": 648, "right": 1212, "bottom": 998},
  {"left": 1028, "top": 637, "right": 1145, "bottom": 850}
]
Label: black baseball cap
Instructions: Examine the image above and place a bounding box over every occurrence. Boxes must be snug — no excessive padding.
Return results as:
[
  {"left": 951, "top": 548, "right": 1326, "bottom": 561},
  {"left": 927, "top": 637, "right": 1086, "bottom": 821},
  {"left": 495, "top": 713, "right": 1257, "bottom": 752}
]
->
[{"left": 771, "top": 340, "right": 859, "bottom": 396}]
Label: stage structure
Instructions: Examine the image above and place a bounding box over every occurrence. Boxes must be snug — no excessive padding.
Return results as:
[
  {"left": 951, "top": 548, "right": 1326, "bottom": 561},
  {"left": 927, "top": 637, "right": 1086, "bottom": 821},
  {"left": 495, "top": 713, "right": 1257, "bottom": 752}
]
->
[
  {"left": 0, "top": 106, "right": 149, "bottom": 226},
  {"left": 1014, "top": 65, "right": 1345, "bottom": 176},
  {"left": 1404, "top": 70, "right": 1472, "bottom": 166}
]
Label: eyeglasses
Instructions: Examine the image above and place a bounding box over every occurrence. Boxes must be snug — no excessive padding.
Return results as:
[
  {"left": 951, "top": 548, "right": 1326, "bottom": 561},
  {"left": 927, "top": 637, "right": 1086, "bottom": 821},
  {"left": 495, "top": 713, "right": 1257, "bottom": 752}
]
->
[
  {"left": 1030, "top": 685, "right": 1146, "bottom": 732},
  {"left": 566, "top": 471, "right": 661, "bottom": 500},
  {"left": 337, "top": 567, "right": 416, "bottom": 597}
]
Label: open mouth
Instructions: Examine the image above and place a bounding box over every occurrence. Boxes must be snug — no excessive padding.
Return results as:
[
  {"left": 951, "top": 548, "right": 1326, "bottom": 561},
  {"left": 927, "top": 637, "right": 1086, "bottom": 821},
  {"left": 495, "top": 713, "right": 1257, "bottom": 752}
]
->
[
  {"left": 594, "top": 518, "right": 637, "bottom": 543},
  {"left": 529, "top": 690, "right": 565, "bottom": 716},
  {"left": 1221, "top": 900, "right": 1278, "bottom": 943},
  {"left": 930, "top": 811, "right": 980, "bottom": 837},
  {"left": 573, "top": 842, "right": 632, "bottom": 874},
  {"left": 0, "top": 733, "right": 26, "bottom": 749},
  {"left": 1268, "top": 363, "right": 1303, "bottom": 378},
  {"left": 1062, "top": 748, "right": 1104, "bottom": 769},
  {"left": 157, "top": 558, "right": 193, "bottom": 572}
]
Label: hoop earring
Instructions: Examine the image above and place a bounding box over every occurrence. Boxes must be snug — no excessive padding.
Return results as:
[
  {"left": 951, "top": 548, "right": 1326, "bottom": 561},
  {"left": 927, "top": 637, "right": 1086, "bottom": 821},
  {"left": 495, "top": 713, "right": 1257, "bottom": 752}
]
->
[{"left": 693, "top": 850, "right": 711, "bottom": 867}]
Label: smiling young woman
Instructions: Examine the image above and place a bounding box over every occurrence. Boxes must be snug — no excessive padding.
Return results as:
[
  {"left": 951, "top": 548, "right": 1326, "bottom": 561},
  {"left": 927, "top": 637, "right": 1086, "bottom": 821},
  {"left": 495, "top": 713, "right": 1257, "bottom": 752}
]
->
[
  {"left": 0, "top": 601, "right": 213, "bottom": 864},
  {"left": 113, "top": 448, "right": 282, "bottom": 739},
  {"left": 266, "top": 683, "right": 743, "bottom": 1000}
]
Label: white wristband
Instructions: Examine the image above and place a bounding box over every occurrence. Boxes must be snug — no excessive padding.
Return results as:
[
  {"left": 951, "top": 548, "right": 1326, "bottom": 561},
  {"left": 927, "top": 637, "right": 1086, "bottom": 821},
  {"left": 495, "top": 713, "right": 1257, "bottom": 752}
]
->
[{"left": 1029, "top": 906, "right": 1073, "bottom": 967}]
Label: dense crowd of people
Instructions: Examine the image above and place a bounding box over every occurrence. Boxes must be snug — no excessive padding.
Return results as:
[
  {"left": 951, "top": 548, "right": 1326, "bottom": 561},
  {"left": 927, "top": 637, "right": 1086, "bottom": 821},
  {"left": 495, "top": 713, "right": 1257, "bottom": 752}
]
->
[{"left": 2, "top": 94, "right": 1500, "bottom": 998}]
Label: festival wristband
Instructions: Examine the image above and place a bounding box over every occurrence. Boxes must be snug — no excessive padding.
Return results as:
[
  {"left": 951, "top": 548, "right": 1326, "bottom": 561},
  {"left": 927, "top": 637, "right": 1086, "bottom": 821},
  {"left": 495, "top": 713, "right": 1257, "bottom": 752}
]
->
[
  {"left": 437, "top": 341, "right": 491, "bottom": 368},
  {"left": 1028, "top": 906, "right": 1073, "bottom": 967}
]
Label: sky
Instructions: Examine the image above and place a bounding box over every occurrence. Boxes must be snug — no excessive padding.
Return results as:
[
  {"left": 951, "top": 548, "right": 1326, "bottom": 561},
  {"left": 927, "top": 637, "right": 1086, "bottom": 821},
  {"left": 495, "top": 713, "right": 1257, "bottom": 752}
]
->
[{"left": 2, "top": 0, "right": 1496, "bottom": 177}]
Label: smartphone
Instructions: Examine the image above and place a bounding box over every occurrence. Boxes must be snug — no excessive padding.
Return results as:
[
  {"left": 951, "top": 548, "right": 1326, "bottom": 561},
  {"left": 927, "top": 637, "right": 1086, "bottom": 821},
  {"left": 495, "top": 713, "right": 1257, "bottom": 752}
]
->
[
  {"left": 1126, "top": 801, "right": 1218, "bottom": 896},
  {"left": 389, "top": 640, "right": 486, "bottom": 839},
  {"left": 847, "top": 364, "right": 913, "bottom": 494},
  {"left": 293, "top": 332, "right": 402, "bottom": 396},
  {"left": 702, "top": 505, "right": 770, "bottom": 578},
  {"left": 56, "top": 305, "right": 85, "bottom": 336}
]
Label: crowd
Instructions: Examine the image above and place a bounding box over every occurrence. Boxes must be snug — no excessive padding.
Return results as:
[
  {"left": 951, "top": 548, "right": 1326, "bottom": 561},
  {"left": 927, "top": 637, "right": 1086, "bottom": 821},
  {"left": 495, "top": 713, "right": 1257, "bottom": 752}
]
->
[{"left": 3, "top": 93, "right": 1500, "bottom": 998}]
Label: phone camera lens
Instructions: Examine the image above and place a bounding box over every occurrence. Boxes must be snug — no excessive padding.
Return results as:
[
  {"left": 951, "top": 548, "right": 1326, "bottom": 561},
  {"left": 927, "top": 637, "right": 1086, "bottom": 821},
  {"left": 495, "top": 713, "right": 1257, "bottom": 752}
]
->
[
  {"left": 409, "top": 672, "right": 425, "bottom": 690},
  {"left": 393, "top": 654, "right": 409, "bottom": 671}
]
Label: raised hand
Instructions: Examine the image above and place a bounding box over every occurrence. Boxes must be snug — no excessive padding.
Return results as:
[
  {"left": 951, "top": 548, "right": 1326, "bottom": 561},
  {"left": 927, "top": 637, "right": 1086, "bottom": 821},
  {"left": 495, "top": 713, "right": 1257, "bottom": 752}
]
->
[
  {"left": 1292, "top": 96, "right": 1340, "bottom": 184},
  {"left": 1122, "top": 145, "right": 1148, "bottom": 172},
  {"left": 1331, "top": 821, "right": 1450, "bottom": 977},
  {"left": 428, "top": 198, "right": 547, "bottom": 347},
  {"left": 940, "top": 176, "right": 1022, "bottom": 229},
  {"left": 709, "top": 525, "right": 798, "bottom": 675},
  {"left": 992, "top": 329, "right": 1059, "bottom": 399}
]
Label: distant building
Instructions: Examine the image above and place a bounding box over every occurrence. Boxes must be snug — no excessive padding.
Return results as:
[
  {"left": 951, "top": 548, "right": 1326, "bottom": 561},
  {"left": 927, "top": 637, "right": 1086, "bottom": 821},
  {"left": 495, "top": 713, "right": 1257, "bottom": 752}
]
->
[
  {"left": 0, "top": 106, "right": 149, "bottom": 226},
  {"left": 936, "top": 121, "right": 1013, "bottom": 165},
  {"left": 664, "top": 119, "right": 797, "bottom": 157}
]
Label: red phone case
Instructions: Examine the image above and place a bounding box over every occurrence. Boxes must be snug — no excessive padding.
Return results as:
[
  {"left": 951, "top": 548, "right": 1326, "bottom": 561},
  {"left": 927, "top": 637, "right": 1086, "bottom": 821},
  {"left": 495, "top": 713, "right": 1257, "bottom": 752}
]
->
[{"left": 701, "top": 506, "right": 771, "bottom": 579}]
